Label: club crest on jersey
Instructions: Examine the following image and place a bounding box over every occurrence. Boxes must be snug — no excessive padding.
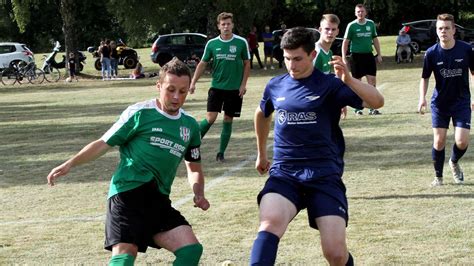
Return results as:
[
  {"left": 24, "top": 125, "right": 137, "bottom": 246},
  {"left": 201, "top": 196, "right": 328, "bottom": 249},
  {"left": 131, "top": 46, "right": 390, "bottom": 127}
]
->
[
  {"left": 366, "top": 26, "right": 370, "bottom": 31},
  {"left": 277, "top": 110, "right": 287, "bottom": 124},
  {"left": 229, "top": 45, "right": 237, "bottom": 53},
  {"left": 180, "top": 126, "right": 190, "bottom": 142}
]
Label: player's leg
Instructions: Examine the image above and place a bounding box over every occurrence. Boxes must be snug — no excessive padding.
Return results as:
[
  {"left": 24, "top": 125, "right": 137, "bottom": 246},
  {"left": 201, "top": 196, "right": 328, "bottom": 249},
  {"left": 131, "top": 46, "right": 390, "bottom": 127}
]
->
[
  {"left": 432, "top": 127, "right": 448, "bottom": 185},
  {"left": 449, "top": 109, "right": 471, "bottom": 183},
  {"left": 308, "top": 175, "right": 352, "bottom": 265},
  {"left": 201, "top": 88, "right": 223, "bottom": 138},
  {"left": 316, "top": 216, "right": 351, "bottom": 265},
  {"left": 216, "top": 90, "right": 242, "bottom": 161},
  {"left": 349, "top": 54, "right": 364, "bottom": 115},
  {"left": 153, "top": 225, "right": 203, "bottom": 266},
  {"left": 250, "top": 192, "right": 297, "bottom": 265},
  {"left": 110, "top": 244, "right": 138, "bottom": 266}
]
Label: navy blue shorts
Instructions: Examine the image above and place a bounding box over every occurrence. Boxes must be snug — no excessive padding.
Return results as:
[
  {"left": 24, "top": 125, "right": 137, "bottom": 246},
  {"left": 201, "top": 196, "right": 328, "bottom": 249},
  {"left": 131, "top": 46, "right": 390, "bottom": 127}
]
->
[
  {"left": 264, "top": 46, "right": 273, "bottom": 56},
  {"left": 349, "top": 53, "right": 376, "bottom": 79},
  {"left": 257, "top": 175, "right": 348, "bottom": 229},
  {"left": 431, "top": 105, "right": 471, "bottom": 129},
  {"left": 207, "top": 88, "right": 242, "bottom": 117},
  {"left": 104, "top": 180, "right": 190, "bottom": 253}
]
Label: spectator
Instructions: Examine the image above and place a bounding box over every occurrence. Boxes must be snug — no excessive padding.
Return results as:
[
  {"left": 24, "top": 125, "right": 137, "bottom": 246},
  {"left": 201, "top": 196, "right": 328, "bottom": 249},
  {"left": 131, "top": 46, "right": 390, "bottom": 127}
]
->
[
  {"left": 248, "top": 26, "right": 263, "bottom": 69},
  {"left": 262, "top": 25, "right": 275, "bottom": 70},
  {"left": 396, "top": 29, "right": 412, "bottom": 63}
]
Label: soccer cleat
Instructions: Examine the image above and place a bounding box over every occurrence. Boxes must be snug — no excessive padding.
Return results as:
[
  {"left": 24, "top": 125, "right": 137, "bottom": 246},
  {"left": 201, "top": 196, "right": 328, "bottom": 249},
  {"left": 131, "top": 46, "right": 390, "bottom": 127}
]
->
[
  {"left": 431, "top": 177, "right": 443, "bottom": 187},
  {"left": 369, "top": 109, "right": 381, "bottom": 115},
  {"left": 216, "top": 152, "right": 225, "bottom": 162},
  {"left": 449, "top": 160, "right": 464, "bottom": 184},
  {"left": 354, "top": 110, "right": 363, "bottom": 115}
]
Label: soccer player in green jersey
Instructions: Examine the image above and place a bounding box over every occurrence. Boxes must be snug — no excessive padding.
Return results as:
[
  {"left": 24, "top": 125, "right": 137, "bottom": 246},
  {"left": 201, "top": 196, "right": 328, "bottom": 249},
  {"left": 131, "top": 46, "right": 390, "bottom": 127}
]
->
[
  {"left": 190, "top": 12, "right": 251, "bottom": 162},
  {"left": 47, "top": 58, "right": 210, "bottom": 266},
  {"left": 314, "top": 14, "right": 347, "bottom": 119},
  {"left": 342, "top": 3, "right": 383, "bottom": 115}
]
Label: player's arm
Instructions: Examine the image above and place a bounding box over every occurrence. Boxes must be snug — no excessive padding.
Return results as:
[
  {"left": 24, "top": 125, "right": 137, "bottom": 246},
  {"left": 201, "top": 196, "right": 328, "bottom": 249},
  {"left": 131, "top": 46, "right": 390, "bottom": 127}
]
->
[
  {"left": 341, "top": 39, "right": 350, "bottom": 65},
  {"left": 373, "top": 37, "right": 382, "bottom": 63},
  {"left": 254, "top": 106, "right": 272, "bottom": 175},
  {"left": 418, "top": 78, "right": 429, "bottom": 114},
  {"left": 189, "top": 60, "right": 208, "bottom": 94},
  {"left": 239, "top": 60, "right": 251, "bottom": 97},
  {"left": 330, "top": 55, "right": 384, "bottom": 109},
  {"left": 185, "top": 160, "right": 210, "bottom": 210},
  {"left": 47, "top": 139, "right": 111, "bottom": 186}
]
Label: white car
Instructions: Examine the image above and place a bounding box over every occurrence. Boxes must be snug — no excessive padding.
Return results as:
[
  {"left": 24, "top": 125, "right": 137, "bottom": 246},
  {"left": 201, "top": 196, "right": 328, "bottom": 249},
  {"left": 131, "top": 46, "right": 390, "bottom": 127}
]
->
[{"left": 0, "top": 42, "right": 34, "bottom": 69}]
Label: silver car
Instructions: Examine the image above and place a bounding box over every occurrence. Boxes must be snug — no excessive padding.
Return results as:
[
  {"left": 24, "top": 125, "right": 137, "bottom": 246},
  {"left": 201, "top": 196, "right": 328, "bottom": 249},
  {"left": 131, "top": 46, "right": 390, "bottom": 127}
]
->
[{"left": 0, "top": 42, "right": 34, "bottom": 69}]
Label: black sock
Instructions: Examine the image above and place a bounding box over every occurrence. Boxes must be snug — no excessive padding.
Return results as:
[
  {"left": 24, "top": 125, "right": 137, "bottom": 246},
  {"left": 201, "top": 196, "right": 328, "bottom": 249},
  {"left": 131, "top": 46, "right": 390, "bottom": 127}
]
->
[
  {"left": 432, "top": 147, "right": 445, "bottom": 177},
  {"left": 451, "top": 144, "right": 467, "bottom": 163}
]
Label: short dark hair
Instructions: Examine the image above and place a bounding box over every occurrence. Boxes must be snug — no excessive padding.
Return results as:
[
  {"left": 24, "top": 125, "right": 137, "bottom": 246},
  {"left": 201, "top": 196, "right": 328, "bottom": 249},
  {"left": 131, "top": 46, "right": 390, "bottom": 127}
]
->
[
  {"left": 159, "top": 57, "right": 191, "bottom": 83},
  {"left": 280, "top": 27, "right": 315, "bottom": 55},
  {"left": 437, "top": 13, "right": 455, "bottom": 26},
  {"left": 356, "top": 3, "right": 366, "bottom": 9},
  {"left": 217, "top": 12, "right": 233, "bottom": 24}
]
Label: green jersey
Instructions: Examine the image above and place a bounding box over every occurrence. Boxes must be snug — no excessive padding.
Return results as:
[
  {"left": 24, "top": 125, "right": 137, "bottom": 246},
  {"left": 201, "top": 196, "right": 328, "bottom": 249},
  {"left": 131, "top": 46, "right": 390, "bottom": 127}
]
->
[
  {"left": 313, "top": 42, "right": 333, "bottom": 74},
  {"left": 344, "top": 19, "right": 378, "bottom": 54},
  {"left": 101, "top": 99, "right": 201, "bottom": 198},
  {"left": 202, "top": 34, "right": 250, "bottom": 90}
]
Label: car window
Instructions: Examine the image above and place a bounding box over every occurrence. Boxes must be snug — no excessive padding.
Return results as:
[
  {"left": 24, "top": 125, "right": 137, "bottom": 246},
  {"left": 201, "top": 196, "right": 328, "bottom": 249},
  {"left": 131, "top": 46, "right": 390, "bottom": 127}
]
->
[
  {"left": 191, "top": 36, "right": 207, "bottom": 45},
  {"left": 412, "top": 22, "right": 432, "bottom": 29},
  {"left": 171, "top": 36, "right": 186, "bottom": 45},
  {"left": 21, "top": 45, "right": 30, "bottom": 52},
  {"left": 0, "top": 45, "right": 15, "bottom": 54}
]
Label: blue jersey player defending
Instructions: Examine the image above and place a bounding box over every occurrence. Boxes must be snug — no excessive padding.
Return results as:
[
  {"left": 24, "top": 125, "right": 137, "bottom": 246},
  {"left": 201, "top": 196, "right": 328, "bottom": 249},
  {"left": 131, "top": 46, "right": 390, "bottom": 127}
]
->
[
  {"left": 250, "top": 27, "right": 384, "bottom": 265},
  {"left": 418, "top": 13, "right": 474, "bottom": 187}
]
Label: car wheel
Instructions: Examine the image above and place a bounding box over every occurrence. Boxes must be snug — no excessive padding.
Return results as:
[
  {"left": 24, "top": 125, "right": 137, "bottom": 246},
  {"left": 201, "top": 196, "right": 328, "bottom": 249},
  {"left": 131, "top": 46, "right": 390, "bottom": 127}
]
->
[
  {"left": 123, "top": 56, "right": 137, "bottom": 69},
  {"left": 410, "top": 41, "right": 420, "bottom": 54},
  {"left": 94, "top": 58, "right": 102, "bottom": 71},
  {"left": 157, "top": 54, "right": 172, "bottom": 67}
]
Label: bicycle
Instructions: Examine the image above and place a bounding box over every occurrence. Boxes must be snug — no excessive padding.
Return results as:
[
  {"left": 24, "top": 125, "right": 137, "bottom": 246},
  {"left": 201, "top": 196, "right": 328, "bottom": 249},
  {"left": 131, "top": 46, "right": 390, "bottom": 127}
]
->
[{"left": 1, "top": 61, "right": 45, "bottom": 85}]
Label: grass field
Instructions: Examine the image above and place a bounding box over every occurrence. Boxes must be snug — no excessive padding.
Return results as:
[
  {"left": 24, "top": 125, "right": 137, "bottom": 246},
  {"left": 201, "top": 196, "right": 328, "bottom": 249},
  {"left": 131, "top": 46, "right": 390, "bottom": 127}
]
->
[{"left": 1, "top": 36, "right": 473, "bottom": 264}]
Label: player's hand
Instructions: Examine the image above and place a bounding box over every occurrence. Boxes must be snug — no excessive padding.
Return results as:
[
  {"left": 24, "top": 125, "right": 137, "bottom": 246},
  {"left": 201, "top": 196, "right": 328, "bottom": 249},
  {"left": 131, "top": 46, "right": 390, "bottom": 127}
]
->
[
  {"left": 46, "top": 162, "right": 71, "bottom": 186},
  {"left": 255, "top": 157, "right": 270, "bottom": 175},
  {"left": 189, "top": 84, "right": 196, "bottom": 94},
  {"left": 418, "top": 98, "right": 427, "bottom": 115},
  {"left": 329, "top": 56, "right": 350, "bottom": 83},
  {"left": 239, "top": 86, "right": 247, "bottom": 98},
  {"left": 341, "top": 106, "right": 347, "bottom": 119},
  {"left": 376, "top": 54, "right": 383, "bottom": 64},
  {"left": 193, "top": 195, "right": 210, "bottom": 210}
]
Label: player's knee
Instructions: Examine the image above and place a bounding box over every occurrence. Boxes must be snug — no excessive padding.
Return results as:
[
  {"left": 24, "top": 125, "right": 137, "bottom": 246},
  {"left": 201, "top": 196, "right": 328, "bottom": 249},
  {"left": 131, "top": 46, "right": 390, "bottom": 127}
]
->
[
  {"left": 322, "top": 247, "right": 347, "bottom": 265},
  {"left": 173, "top": 243, "right": 203, "bottom": 266}
]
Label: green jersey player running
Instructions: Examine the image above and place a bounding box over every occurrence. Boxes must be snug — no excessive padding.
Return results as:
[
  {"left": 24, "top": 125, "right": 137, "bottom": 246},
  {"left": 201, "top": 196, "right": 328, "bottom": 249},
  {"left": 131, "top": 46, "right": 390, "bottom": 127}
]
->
[
  {"left": 47, "top": 58, "right": 210, "bottom": 266},
  {"left": 190, "top": 12, "right": 251, "bottom": 162}
]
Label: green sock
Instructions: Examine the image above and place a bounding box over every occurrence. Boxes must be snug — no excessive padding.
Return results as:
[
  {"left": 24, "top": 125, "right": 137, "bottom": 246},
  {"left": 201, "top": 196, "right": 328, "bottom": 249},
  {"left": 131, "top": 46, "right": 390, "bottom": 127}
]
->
[
  {"left": 109, "top": 253, "right": 135, "bottom": 266},
  {"left": 173, "top": 243, "right": 203, "bottom": 266},
  {"left": 219, "top": 121, "right": 232, "bottom": 154},
  {"left": 199, "top": 119, "right": 212, "bottom": 138}
]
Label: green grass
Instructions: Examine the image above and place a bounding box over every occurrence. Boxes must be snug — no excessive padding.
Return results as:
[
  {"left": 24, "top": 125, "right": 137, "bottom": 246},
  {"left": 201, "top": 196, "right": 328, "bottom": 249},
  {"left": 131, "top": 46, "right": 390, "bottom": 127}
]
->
[{"left": 1, "top": 38, "right": 473, "bottom": 264}]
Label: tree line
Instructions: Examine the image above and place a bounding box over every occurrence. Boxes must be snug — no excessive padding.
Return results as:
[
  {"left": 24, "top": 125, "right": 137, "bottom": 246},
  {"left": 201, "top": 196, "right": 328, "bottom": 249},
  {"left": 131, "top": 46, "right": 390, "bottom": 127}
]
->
[{"left": 0, "top": 0, "right": 472, "bottom": 54}]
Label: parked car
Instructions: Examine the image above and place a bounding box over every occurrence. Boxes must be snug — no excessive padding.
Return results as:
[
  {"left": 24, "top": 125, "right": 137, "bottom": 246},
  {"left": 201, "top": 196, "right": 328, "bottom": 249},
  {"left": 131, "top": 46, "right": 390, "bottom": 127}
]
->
[
  {"left": 271, "top": 28, "right": 344, "bottom": 65},
  {"left": 0, "top": 42, "right": 34, "bottom": 70},
  {"left": 400, "top": 19, "right": 474, "bottom": 53},
  {"left": 150, "top": 33, "right": 208, "bottom": 66}
]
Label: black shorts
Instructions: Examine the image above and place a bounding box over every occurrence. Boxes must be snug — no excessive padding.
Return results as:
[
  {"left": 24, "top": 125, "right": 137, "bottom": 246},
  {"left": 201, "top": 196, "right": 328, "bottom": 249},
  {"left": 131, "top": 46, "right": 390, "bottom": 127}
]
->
[
  {"left": 349, "top": 53, "right": 376, "bottom": 79},
  {"left": 104, "top": 180, "right": 190, "bottom": 253},
  {"left": 207, "top": 88, "right": 243, "bottom": 117}
]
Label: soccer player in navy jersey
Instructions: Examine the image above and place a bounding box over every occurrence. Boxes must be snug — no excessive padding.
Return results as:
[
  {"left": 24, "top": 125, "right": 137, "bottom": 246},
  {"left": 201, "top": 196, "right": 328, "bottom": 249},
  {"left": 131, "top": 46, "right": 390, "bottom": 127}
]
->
[
  {"left": 418, "top": 13, "right": 474, "bottom": 187},
  {"left": 250, "top": 27, "right": 384, "bottom": 265}
]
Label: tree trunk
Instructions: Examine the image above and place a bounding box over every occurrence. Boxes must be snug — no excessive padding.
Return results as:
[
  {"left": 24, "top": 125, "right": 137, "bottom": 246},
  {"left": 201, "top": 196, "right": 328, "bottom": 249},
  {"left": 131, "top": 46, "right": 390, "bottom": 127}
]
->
[{"left": 59, "top": 0, "right": 79, "bottom": 74}]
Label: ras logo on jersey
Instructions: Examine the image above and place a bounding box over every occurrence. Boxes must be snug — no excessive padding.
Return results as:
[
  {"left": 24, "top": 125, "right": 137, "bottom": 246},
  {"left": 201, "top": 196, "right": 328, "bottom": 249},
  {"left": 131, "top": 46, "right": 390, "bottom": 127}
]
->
[
  {"left": 229, "top": 45, "right": 237, "bottom": 53},
  {"left": 277, "top": 109, "right": 317, "bottom": 125},
  {"left": 180, "top": 126, "right": 190, "bottom": 142}
]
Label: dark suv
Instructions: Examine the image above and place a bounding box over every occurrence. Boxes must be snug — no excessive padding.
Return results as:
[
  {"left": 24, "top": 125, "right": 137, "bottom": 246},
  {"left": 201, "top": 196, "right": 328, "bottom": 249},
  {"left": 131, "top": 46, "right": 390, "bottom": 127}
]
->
[
  {"left": 401, "top": 19, "right": 474, "bottom": 53},
  {"left": 150, "top": 33, "right": 207, "bottom": 66},
  {"left": 272, "top": 28, "right": 344, "bottom": 65}
]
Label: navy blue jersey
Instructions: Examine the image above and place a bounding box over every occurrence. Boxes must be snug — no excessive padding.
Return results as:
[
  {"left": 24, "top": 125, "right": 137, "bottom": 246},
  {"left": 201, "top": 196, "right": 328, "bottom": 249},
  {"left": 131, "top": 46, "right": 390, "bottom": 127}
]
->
[
  {"left": 422, "top": 40, "right": 474, "bottom": 111},
  {"left": 260, "top": 70, "right": 363, "bottom": 180}
]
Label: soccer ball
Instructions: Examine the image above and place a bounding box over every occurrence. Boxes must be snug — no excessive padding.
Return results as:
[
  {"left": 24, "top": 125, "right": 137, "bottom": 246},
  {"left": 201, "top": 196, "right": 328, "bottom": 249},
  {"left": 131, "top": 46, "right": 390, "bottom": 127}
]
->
[
  {"left": 65, "top": 77, "right": 72, "bottom": 83},
  {"left": 221, "top": 260, "right": 235, "bottom": 266}
]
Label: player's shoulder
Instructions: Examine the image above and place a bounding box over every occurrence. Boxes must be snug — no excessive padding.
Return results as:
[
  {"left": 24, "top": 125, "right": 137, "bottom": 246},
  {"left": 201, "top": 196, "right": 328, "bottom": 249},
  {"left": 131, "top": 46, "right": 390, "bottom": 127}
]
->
[
  {"left": 126, "top": 99, "right": 156, "bottom": 112},
  {"left": 365, "top": 19, "right": 376, "bottom": 25},
  {"left": 232, "top": 34, "right": 249, "bottom": 44},
  {"left": 346, "top": 19, "right": 358, "bottom": 28},
  {"left": 455, "top": 40, "right": 473, "bottom": 50},
  {"left": 180, "top": 109, "right": 200, "bottom": 126}
]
